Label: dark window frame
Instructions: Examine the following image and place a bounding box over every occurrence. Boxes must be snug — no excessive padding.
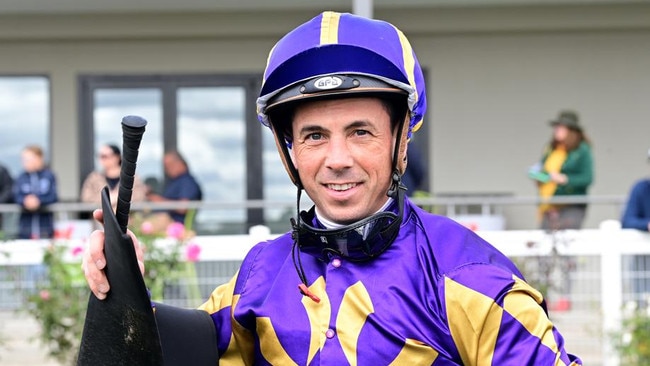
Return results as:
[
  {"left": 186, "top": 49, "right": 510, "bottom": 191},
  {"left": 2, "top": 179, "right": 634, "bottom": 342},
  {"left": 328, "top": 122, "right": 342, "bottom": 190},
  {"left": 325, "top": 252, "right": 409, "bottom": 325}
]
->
[{"left": 77, "top": 74, "right": 264, "bottom": 228}]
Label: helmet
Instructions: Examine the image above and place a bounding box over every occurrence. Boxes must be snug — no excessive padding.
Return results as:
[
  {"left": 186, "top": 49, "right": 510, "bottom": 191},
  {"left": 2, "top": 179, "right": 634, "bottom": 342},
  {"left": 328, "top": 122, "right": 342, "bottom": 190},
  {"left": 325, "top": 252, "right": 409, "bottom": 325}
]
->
[{"left": 257, "top": 11, "right": 427, "bottom": 187}]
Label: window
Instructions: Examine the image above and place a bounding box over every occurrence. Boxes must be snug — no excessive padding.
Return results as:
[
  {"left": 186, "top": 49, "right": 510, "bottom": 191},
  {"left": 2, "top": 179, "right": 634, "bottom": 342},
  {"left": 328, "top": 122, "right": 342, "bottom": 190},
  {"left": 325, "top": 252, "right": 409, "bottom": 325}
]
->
[
  {"left": 0, "top": 76, "right": 50, "bottom": 177},
  {"left": 78, "top": 74, "right": 274, "bottom": 234}
]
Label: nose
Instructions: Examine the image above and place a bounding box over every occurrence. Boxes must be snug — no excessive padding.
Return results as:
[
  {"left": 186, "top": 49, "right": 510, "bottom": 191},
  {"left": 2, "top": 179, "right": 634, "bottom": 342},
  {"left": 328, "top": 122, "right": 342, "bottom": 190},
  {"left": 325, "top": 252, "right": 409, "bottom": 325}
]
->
[{"left": 324, "top": 136, "right": 353, "bottom": 171}]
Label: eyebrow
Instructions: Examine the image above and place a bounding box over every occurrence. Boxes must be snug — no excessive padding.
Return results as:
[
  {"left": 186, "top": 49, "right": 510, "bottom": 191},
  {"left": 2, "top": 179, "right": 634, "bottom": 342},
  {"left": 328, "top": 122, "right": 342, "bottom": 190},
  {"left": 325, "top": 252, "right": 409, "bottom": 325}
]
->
[
  {"left": 297, "top": 124, "right": 327, "bottom": 137},
  {"left": 297, "top": 120, "right": 373, "bottom": 135}
]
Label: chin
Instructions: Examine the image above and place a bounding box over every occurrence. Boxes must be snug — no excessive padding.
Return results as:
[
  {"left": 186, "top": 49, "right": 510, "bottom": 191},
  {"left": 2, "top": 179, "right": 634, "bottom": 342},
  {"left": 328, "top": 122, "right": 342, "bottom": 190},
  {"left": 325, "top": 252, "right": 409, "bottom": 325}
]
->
[{"left": 326, "top": 209, "right": 367, "bottom": 225}]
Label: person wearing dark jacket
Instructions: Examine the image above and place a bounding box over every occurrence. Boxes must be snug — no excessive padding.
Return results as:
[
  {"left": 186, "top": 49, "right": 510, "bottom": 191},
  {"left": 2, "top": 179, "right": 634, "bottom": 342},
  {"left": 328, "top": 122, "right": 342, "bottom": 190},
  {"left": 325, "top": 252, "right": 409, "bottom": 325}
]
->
[
  {"left": 0, "top": 162, "right": 14, "bottom": 230},
  {"left": 621, "top": 150, "right": 650, "bottom": 304},
  {"left": 13, "top": 145, "right": 58, "bottom": 239},
  {"left": 621, "top": 151, "right": 650, "bottom": 231}
]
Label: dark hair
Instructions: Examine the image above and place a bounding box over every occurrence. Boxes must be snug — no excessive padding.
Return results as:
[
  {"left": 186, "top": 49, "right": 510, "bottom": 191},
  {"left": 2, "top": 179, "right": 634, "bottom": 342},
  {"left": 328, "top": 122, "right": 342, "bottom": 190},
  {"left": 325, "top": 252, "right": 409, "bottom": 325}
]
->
[
  {"left": 551, "top": 129, "right": 591, "bottom": 151},
  {"left": 106, "top": 144, "right": 122, "bottom": 165}
]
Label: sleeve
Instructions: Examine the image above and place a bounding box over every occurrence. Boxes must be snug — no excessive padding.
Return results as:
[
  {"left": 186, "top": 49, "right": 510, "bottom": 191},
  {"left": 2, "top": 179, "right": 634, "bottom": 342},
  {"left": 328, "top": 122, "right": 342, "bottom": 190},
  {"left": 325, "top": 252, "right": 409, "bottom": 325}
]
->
[
  {"left": 38, "top": 171, "right": 58, "bottom": 205},
  {"left": 444, "top": 264, "right": 582, "bottom": 365},
  {"left": 13, "top": 174, "right": 26, "bottom": 205},
  {"left": 197, "top": 242, "right": 268, "bottom": 366},
  {"left": 562, "top": 144, "right": 593, "bottom": 189},
  {"left": 131, "top": 175, "right": 147, "bottom": 202},
  {"left": 621, "top": 182, "right": 649, "bottom": 231},
  {"left": 0, "top": 166, "right": 13, "bottom": 203},
  {"left": 180, "top": 177, "right": 202, "bottom": 201},
  {"left": 198, "top": 273, "right": 250, "bottom": 366},
  {"left": 80, "top": 172, "right": 101, "bottom": 203}
]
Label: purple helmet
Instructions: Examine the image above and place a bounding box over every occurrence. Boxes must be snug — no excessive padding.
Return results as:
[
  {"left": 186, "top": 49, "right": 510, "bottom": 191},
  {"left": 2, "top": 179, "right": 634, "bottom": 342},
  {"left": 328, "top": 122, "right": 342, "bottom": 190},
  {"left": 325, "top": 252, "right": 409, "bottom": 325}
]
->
[{"left": 257, "top": 11, "right": 427, "bottom": 139}]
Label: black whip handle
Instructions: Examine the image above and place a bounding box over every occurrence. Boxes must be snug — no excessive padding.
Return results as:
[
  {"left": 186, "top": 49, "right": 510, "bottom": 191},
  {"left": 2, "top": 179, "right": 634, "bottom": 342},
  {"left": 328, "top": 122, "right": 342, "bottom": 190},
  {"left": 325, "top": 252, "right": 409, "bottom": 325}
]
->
[{"left": 116, "top": 115, "right": 147, "bottom": 234}]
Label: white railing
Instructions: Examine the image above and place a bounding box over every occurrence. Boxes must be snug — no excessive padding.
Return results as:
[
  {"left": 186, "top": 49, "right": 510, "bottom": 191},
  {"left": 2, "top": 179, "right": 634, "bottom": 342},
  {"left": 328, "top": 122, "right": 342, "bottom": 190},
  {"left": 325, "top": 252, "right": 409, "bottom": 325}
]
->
[{"left": 2, "top": 221, "right": 649, "bottom": 365}]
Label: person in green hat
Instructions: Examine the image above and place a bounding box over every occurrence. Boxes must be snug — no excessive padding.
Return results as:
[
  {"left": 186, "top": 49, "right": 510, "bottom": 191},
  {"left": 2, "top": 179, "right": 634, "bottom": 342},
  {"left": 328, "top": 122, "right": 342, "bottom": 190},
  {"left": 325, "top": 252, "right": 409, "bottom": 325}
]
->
[{"left": 531, "top": 110, "right": 594, "bottom": 230}]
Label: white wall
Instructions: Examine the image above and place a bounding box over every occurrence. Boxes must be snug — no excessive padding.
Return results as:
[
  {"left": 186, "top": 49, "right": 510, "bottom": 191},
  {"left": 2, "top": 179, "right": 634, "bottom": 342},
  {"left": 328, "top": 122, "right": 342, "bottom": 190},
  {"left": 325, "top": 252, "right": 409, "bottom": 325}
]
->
[{"left": 419, "top": 30, "right": 650, "bottom": 228}]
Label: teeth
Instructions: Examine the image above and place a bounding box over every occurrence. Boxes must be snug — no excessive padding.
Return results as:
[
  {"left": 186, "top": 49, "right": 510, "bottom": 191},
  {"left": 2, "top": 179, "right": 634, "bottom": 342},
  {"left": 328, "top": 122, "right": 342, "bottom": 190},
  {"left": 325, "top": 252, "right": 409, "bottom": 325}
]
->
[{"left": 328, "top": 183, "right": 356, "bottom": 191}]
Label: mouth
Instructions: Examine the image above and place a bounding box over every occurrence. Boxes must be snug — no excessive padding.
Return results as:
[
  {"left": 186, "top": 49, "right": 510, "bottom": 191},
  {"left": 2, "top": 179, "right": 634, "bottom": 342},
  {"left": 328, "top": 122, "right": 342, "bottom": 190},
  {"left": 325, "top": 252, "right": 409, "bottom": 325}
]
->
[{"left": 326, "top": 183, "right": 358, "bottom": 191}]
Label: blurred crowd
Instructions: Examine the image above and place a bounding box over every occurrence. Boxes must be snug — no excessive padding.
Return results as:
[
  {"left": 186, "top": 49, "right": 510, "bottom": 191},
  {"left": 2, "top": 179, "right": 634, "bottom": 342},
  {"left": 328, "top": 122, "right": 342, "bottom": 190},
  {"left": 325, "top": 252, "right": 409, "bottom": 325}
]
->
[{"left": 0, "top": 145, "right": 202, "bottom": 240}]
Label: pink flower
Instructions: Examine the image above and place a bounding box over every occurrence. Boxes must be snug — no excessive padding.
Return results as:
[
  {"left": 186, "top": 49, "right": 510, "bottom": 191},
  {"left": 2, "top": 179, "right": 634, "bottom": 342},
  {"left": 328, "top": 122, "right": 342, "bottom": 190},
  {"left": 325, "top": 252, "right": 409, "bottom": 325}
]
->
[
  {"left": 166, "top": 222, "right": 186, "bottom": 240},
  {"left": 140, "top": 221, "right": 154, "bottom": 235},
  {"left": 71, "top": 246, "right": 84, "bottom": 257},
  {"left": 185, "top": 242, "right": 201, "bottom": 262},
  {"left": 40, "top": 290, "right": 50, "bottom": 301},
  {"left": 54, "top": 225, "right": 74, "bottom": 240}
]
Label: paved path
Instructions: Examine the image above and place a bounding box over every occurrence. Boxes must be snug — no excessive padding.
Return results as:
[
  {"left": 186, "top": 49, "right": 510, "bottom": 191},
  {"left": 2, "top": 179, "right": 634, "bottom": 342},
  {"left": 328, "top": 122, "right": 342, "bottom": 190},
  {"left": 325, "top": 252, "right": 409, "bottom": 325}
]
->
[{"left": 0, "top": 310, "right": 59, "bottom": 366}]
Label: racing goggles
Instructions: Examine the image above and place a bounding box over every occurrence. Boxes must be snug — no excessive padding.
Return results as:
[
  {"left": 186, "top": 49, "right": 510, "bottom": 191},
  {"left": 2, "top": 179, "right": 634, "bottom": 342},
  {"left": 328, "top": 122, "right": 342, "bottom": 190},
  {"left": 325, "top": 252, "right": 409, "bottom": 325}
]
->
[{"left": 293, "top": 205, "right": 403, "bottom": 262}]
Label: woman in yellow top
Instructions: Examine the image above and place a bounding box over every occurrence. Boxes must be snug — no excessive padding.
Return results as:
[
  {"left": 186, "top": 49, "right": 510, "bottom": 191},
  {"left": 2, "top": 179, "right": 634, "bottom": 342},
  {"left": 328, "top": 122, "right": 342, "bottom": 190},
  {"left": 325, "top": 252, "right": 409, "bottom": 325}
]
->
[{"left": 532, "top": 110, "right": 594, "bottom": 230}]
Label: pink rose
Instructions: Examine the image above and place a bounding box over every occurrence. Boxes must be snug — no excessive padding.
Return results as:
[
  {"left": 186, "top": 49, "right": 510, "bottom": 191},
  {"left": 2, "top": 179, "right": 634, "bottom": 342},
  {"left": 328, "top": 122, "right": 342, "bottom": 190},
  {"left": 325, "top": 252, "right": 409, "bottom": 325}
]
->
[
  {"left": 54, "top": 225, "right": 74, "bottom": 240},
  {"left": 140, "top": 221, "right": 154, "bottom": 235},
  {"left": 71, "top": 246, "right": 84, "bottom": 257},
  {"left": 40, "top": 290, "right": 50, "bottom": 301},
  {"left": 166, "top": 222, "right": 186, "bottom": 240},
  {"left": 185, "top": 242, "right": 201, "bottom": 262}
]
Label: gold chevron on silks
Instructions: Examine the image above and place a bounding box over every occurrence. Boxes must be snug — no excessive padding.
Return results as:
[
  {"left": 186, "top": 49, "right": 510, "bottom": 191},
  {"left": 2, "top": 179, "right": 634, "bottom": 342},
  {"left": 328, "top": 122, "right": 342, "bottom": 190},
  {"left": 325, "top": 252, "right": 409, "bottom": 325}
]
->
[
  {"left": 389, "top": 338, "right": 439, "bottom": 366},
  {"left": 256, "top": 276, "right": 330, "bottom": 365},
  {"left": 336, "top": 281, "right": 374, "bottom": 366},
  {"left": 255, "top": 278, "right": 439, "bottom": 365},
  {"left": 301, "top": 276, "right": 330, "bottom": 364}
]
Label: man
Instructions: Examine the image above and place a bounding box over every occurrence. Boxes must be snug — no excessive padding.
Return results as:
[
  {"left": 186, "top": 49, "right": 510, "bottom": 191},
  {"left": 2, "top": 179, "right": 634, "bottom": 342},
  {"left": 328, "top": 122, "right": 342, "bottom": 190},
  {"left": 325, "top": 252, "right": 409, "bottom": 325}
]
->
[
  {"left": 146, "top": 150, "right": 202, "bottom": 225},
  {"left": 84, "top": 11, "right": 581, "bottom": 364}
]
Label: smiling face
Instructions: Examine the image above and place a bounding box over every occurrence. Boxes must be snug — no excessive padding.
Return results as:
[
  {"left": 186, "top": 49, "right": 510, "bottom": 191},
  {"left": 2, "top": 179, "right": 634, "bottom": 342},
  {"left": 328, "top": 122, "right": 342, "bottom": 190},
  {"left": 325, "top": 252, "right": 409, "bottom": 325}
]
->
[{"left": 291, "top": 97, "right": 395, "bottom": 225}]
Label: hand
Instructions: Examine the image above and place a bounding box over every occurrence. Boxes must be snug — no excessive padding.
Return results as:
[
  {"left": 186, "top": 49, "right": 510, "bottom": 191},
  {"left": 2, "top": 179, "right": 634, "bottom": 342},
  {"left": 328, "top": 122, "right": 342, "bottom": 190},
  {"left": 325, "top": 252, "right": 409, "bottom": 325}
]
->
[
  {"left": 146, "top": 192, "right": 164, "bottom": 202},
  {"left": 82, "top": 209, "right": 145, "bottom": 300},
  {"left": 23, "top": 194, "right": 41, "bottom": 211},
  {"left": 549, "top": 172, "right": 568, "bottom": 185}
]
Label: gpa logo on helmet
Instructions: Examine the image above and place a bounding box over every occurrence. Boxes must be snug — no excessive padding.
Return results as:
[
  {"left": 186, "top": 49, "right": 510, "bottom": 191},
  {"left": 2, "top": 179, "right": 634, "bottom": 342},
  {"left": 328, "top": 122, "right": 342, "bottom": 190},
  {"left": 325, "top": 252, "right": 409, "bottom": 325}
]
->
[{"left": 313, "top": 76, "right": 343, "bottom": 90}]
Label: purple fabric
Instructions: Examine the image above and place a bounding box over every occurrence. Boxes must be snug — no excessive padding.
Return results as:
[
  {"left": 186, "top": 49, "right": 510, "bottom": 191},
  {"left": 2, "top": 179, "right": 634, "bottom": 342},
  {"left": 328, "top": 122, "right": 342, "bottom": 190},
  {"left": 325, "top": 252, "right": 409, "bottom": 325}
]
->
[{"left": 207, "top": 198, "right": 582, "bottom": 365}]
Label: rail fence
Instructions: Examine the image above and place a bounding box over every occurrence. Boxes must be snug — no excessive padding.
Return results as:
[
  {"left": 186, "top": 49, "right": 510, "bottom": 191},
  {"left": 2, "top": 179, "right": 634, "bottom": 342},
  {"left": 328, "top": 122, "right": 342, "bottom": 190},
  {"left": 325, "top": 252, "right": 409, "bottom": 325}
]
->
[{"left": 1, "top": 220, "right": 649, "bottom": 365}]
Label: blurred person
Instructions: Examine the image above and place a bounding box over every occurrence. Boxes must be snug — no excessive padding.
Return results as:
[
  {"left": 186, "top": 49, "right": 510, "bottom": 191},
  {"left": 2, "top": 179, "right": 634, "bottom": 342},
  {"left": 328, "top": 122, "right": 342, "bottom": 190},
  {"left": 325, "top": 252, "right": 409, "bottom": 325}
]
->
[
  {"left": 621, "top": 148, "right": 650, "bottom": 231},
  {"left": 0, "top": 162, "right": 13, "bottom": 230},
  {"left": 82, "top": 12, "right": 581, "bottom": 365},
  {"left": 146, "top": 150, "right": 202, "bottom": 227},
  {"left": 621, "top": 149, "right": 650, "bottom": 305},
  {"left": 530, "top": 110, "right": 594, "bottom": 230},
  {"left": 13, "top": 145, "right": 58, "bottom": 239},
  {"left": 81, "top": 143, "right": 147, "bottom": 210}
]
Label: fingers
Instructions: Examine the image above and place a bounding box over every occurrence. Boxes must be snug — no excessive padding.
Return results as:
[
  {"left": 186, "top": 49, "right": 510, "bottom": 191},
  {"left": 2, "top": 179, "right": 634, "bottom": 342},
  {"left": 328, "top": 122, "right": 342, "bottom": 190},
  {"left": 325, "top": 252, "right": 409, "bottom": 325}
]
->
[
  {"left": 92, "top": 208, "right": 104, "bottom": 225},
  {"left": 127, "top": 229, "right": 146, "bottom": 277},
  {"left": 83, "top": 230, "right": 110, "bottom": 300}
]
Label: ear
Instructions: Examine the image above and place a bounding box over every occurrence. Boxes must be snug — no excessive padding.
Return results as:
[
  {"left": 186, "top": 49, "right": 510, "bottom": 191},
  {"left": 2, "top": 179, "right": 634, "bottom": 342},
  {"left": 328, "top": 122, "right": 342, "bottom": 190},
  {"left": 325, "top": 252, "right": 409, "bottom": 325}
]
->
[
  {"left": 270, "top": 123, "right": 301, "bottom": 188},
  {"left": 396, "top": 115, "right": 410, "bottom": 175}
]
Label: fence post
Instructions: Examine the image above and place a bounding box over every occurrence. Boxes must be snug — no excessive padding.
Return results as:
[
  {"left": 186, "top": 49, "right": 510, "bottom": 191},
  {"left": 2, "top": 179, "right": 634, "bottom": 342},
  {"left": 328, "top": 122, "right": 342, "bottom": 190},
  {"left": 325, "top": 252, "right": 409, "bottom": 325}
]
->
[{"left": 600, "top": 220, "right": 622, "bottom": 366}]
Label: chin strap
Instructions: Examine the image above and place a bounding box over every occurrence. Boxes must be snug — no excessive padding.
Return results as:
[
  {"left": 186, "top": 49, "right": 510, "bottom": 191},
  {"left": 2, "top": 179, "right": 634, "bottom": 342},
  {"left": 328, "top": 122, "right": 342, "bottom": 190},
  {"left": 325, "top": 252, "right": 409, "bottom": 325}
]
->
[{"left": 291, "top": 189, "right": 321, "bottom": 303}]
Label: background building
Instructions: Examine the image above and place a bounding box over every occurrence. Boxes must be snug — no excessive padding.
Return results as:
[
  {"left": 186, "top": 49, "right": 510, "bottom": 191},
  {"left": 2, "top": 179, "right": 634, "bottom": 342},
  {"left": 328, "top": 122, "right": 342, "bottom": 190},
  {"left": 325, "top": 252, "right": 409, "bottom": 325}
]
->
[{"left": 0, "top": 0, "right": 648, "bottom": 231}]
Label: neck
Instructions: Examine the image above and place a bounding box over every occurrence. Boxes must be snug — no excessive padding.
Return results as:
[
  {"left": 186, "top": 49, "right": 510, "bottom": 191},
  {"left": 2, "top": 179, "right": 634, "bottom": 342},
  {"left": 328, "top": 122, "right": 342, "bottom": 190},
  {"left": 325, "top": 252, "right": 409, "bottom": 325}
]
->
[
  {"left": 315, "top": 198, "right": 393, "bottom": 229},
  {"left": 105, "top": 166, "right": 120, "bottom": 178}
]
